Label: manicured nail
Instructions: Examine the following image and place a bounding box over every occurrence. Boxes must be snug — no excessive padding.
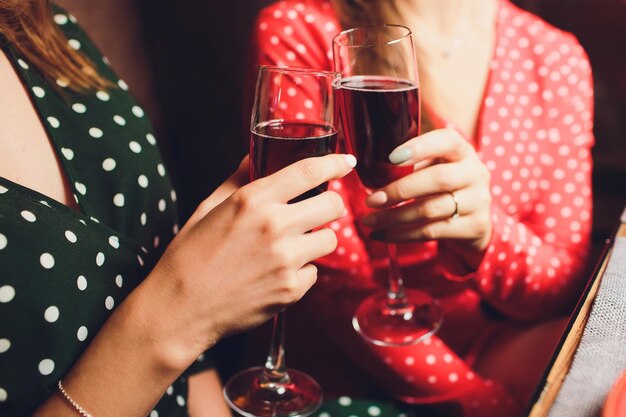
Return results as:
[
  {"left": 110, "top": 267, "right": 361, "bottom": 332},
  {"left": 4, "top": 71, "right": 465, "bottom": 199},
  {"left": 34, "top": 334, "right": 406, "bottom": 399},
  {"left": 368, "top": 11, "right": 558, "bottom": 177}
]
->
[
  {"left": 388, "top": 147, "right": 413, "bottom": 164},
  {"left": 370, "top": 230, "right": 386, "bottom": 241},
  {"left": 360, "top": 214, "right": 377, "bottom": 227},
  {"left": 344, "top": 154, "right": 357, "bottom": 168},
  {"left": 366, "top": 191, "right": 387, "bottom": 207}
]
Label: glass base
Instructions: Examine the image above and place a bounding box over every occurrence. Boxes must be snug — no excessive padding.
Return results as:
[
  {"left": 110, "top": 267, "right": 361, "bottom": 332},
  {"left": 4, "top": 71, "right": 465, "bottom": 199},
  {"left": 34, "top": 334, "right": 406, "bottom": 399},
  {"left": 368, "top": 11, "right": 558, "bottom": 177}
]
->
[
  {"left": 353, "top": 289, "right": 443, "bottom": 346},
  {"left": 223, "top": 366, "right": 322, "bottom": 417}
]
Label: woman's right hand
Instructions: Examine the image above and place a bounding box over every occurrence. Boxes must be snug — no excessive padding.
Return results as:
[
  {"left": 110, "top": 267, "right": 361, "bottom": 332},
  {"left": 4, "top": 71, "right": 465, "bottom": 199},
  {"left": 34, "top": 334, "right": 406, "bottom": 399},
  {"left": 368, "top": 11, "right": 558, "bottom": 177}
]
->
[{"left": 150, "top": 153, "right": 356, "bottom": 365}]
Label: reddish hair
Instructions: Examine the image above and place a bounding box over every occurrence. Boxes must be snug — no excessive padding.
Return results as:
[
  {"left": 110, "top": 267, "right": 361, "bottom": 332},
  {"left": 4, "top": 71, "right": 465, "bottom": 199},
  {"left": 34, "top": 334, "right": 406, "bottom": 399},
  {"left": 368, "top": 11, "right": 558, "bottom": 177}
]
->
[{"left": 0, "top": 0, "right": 109, "bottom": 91}]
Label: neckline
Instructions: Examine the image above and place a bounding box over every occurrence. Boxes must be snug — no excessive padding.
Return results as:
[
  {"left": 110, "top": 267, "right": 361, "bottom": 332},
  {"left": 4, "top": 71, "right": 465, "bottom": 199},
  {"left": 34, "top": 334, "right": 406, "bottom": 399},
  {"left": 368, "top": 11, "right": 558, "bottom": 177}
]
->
[{"left": 420, "top": 0, "right": 504, "bottom": 150}]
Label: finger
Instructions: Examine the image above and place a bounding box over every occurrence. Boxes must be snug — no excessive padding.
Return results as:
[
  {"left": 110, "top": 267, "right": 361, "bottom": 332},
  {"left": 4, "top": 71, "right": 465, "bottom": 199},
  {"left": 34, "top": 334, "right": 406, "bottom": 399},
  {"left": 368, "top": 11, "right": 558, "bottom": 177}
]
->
[
  {"left": 370, "top": 214, "right": 486, "bottom": 244},
  {"left": 388, "top": 128, "right": 472, "bottom": 166},
  {"left": 287, "top": 191, "right": 345, "bottom": 233},
  {"left": 362, "top": 186, "right": 488, "bottom": 229},
  {"left": 183, "top": 156, "right": 250, "bottom": 232},
  {"left": 295, "top": 263, "right": 319, "bottom": 295},
  {"left": 367, "top": 160, "right": 474, "bottom": 208},
  {"left": 255, "top": 154, "right": 356, "bottom": 203},
  {"left": 291, "top": 227, "right": 338, "bottom": 265}
]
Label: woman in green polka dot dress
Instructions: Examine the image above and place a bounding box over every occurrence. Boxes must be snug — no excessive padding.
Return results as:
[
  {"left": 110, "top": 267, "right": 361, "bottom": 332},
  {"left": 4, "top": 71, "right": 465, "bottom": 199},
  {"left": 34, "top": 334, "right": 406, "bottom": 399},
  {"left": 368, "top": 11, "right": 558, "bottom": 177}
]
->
[{"left": 0, "top": 2, "right": 354, "bottom": 416}]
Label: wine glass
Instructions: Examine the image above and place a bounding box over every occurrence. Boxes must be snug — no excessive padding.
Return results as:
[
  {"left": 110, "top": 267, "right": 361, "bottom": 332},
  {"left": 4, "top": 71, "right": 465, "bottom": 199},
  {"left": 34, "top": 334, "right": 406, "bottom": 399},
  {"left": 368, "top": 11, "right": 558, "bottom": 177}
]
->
[
  {"left": 333, "top": 25, "right": 443, "bottom": 346},
  {"left": 223, "top": 65, "right": 339, "bottom": 417}
]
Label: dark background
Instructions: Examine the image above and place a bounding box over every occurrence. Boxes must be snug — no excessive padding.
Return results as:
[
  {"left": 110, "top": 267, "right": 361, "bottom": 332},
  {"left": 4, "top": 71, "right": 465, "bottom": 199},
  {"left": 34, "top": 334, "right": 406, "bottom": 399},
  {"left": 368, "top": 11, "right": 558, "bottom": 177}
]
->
[{"left": 140, "top": 0, "right": 625, "bottom": 380}]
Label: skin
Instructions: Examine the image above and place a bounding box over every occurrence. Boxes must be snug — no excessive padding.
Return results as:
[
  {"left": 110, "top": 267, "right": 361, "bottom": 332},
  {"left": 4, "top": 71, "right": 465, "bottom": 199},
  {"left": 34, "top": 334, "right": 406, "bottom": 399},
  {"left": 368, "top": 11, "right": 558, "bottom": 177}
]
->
[
  {"left": 0, "top": 41, "right": 356, "bottom": 417},
  {"left": 357, "top": 0, "right": 498, "bottom": 270}
]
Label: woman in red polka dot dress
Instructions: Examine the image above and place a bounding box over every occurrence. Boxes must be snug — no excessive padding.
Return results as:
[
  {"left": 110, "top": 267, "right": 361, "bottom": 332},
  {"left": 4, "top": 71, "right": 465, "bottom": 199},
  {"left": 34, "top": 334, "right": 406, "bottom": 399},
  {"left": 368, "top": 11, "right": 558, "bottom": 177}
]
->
[{"left": 248, "top": 0, "right": 594, "bottom": 416}]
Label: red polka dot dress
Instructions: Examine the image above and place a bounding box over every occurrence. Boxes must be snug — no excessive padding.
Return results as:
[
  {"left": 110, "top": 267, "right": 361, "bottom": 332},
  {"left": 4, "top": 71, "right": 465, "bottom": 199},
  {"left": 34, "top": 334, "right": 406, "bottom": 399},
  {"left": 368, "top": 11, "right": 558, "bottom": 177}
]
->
[{"left": 249, "top": 1, "right": 594, "bottom": 416}]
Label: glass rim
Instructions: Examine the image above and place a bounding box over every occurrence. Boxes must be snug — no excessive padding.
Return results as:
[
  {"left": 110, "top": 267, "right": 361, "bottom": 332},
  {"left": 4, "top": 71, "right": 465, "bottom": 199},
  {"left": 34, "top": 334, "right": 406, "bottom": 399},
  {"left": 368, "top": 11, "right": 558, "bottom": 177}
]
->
[
  {"left": 332, "top": 24, "right": 413, "bottom": 49},
  {"left": 258, "top": 65, "right": 340, "bottom": 78}
]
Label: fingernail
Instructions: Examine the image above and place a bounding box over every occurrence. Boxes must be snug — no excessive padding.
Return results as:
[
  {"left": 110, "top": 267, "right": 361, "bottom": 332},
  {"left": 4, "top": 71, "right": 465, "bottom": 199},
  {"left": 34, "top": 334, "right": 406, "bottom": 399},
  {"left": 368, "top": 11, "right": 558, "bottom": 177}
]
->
[
  {"left": 360, "top": 214, "right": 377, "bottom": 227},
  {"left": 370, "top": 230, "right": 386, "bottom": 241},
  {"left": 389, "top": 147, "right": 413, "bottom": 164},
  {"left": 344, "top": 154, "right": 357, "bottom": 168},
  {"left": 366, "top": 191, "right": 387, "bottom": 207}
]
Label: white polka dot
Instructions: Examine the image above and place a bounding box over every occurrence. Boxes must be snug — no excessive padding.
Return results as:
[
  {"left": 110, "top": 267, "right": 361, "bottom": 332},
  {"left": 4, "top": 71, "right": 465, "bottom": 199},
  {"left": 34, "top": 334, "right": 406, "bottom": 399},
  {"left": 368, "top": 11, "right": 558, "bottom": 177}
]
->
[
  {"left": 77, "top": 276, "right": 87, "bottom": 291},
  {"left": 426, "top": 354, "right": 436, "bottom": 365},
  {"left": 68, "top": 39, "right": 81, "bottom": 50},
  {"left": 44, "top": 306, "right": 60, "bottom": 322},
  {"left": 141, "top": 212, "right": 147, "bottom": 225},
  {"left": 16, "top": 58, "right": 29, "bottom": 70},
  {"left": 338, "top": 396, "right": 352, "bottom": 406},
  {"left": 89, "top": 127, "right": 103, "bottom": 138},
  {"left": 32, "top": 86, "right": 45, "bottom": 98},
  {"left": 324, "top": 21, "right": 336, "bottom": 32},
  {"left": 284, "top": 25, "right": 294, "bottom": 36},
  {"left": 129, "top": 141, "right": 142, "bottom": 153},
  {"left": 318, "top": 413, "right": 329, "bottom": 417},
  {"left": 449, "top": 372, "right": 459, "bottom": 382},
  {"left": 58, "top": 149, "right": 75, "bottom": 164},
  {"left": 0, "top": 234, "right": 6, "bottom": 250},
  {"left": 296, "top": 44, "right": 307, "bottom": 54},
  {"left": 96, "top": 252, "right": 105, "bottom": 267},
  {"left": 108, "top": 236, "right": 120, "bottom": 249},
  {"left": 153, "top": 236, "right": 160, "bottom": 248},
  {"left": 270, "top": 35, "right": 280, "bottom": 45},
  {"left": 113, "top": 193, "right": 125, "bottom": 207},
  {"left": 38, "top": 359, "right": 55, "bottom": 375},
  {"left": 0, "top": 286, "right": 15, "bottom": 303},
  {"left": 40, "top": 253, "right": 55, "bottom": 269},
  {"left": 157, "top": 164, "right": 166, "bottom": 177},
  {"left": 170, "top": 190, "right": 177, "bottom": 202},
  {"left": 115, "top": 275, "right": 123, "bottom": 288},
  {"left": 47, "top": 116, "right": 60, "bottom": 128},
  {"left": 0, "top": 339, "right": 10, "bottom": 353},
  {"left": 150, "top": 411, "right": 159, "bottom": 417},
  {"left": 443, "top": 353, "right": 453, "bottom": 363},
  {"left": 166, "top": 385, "right": 174, "bottom": 395},
  {"left": 117, "top": 79, "right": 129, "bottom": 90},
  {"left": 102, "top": 158, "right": 116, "bottom": 171},
  {"left": 138, "top": 175, "right": 149, "bottom": 188},
  {"left": 286, "top": 51, "right": 296, "bottom": 61},
  {"left": 176, "top": 395, "right": 185, "bottom": 406},
  {"left": 96, "top": 90, "right": 110, "bottom": 101},
  {"left": 75, "top": 182, "right": 87, "bottom": 195},
  {"left": 0, "top": 388, "right": 7, "bottom": 402},
  {"left": 146, "top": 133, "right": 157, "bottom": 145},
  {"left": 427, "top": 375, "right": 437, "bottom": 384},
  {"left": 367, "top": 405, "right": 382, "bottom": 416},
  {"left": 305, "top": 14, "right": 315, "bottom": 23},
  {"left": 65, "top": 230, "right": 77, "bottom": 243},
  {"left": 56, "top": 77, "right": 70, "bottom": 88},
  {"left": 77, "top": 326, "right": 88, "bottom": 341},
  {"left": 132, "top": 106, "right": 145, "bottom": 118},
  {"left": 158, "top": 199, "right": 166, "bottom": 212},
  {"left": 54, "top": 13, "right": 69, "bottom": 25},
  {"left": 105, "top": 296, "right": 115, "bottom": 310},
  {"left": 113, "top": 115, "right": 126, "bottom": 126}
]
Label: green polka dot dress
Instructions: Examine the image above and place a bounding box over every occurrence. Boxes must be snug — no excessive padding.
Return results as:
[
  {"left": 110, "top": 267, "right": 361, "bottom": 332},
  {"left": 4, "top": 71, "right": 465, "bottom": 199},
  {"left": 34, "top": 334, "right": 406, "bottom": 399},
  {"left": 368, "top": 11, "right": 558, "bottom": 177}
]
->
[{"left": 0, "top": 8, "right": 210, "bottom": 416}]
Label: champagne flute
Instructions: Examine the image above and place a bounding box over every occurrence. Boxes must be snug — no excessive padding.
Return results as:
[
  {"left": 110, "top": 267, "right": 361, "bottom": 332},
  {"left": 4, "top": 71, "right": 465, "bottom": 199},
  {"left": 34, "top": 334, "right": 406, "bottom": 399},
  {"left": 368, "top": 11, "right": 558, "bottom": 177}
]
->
[
  {"left": 223, "top": 65, "right": 338, "bottom": 417},
  {"left": 333, "top": 25, "right": 443, "bottom": 346}
]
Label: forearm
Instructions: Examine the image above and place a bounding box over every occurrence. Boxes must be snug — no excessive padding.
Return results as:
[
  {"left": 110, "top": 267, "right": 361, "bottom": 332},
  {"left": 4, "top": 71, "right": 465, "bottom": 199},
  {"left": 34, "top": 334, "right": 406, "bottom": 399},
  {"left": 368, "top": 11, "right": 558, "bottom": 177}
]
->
[
  {"left": 188, "top": 369, "right": 232, "bottom": 417},
  {"left": 33, "top": 273, "right": 204, "bottom": 417}
]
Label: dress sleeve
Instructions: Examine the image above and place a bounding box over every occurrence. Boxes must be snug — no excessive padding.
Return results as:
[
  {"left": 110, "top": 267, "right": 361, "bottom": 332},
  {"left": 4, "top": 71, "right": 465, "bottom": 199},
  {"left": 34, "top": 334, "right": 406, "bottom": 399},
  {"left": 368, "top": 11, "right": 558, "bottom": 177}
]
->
[{"left": 466, "top": 37, "right": 595, "bottom": 321}]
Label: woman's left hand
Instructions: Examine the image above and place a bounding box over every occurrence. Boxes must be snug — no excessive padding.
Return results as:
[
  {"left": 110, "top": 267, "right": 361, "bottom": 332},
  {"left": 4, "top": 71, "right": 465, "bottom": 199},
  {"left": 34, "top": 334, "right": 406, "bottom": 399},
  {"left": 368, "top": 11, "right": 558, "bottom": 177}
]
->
[{"left": 361, "top": 128, "right": 493, "bottom": 253}]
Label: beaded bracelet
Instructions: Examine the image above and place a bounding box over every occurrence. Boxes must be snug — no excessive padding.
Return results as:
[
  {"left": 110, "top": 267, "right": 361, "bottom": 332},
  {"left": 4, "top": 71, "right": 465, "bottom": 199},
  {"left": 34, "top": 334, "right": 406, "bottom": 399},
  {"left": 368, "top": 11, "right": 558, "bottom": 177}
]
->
[{"left": 57, "top": 380, "right": 93, "bottom": 417}]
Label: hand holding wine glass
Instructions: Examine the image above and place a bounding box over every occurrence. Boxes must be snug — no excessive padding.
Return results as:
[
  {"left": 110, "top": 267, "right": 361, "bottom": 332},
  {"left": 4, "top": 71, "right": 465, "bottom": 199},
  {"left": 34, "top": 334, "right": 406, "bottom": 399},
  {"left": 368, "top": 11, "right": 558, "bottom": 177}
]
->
[
  {"left": 223, "top": 65, "right": 344, "bottom": 417},
  {"left": 361, "top": 128, "right": 494, "bottom": 269},
  {"left": 333, "top": 24, "right": 443, "bottom": 346}
]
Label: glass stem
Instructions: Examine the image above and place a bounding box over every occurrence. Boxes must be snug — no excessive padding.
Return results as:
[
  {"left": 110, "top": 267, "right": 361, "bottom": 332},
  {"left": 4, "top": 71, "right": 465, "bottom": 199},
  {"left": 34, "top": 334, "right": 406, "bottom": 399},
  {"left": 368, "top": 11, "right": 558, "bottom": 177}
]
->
[
  {"left": 261, "top": 311, "right": 290, "bottom": 385},
  {"left": 387, "top": 243, "right": 409, "bottom": 309}
]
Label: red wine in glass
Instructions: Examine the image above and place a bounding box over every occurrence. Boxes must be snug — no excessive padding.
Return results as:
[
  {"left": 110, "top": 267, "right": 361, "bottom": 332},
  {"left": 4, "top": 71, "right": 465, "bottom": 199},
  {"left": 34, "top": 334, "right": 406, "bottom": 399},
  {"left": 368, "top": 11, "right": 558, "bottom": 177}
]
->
[
  {"left": 337, "top": 75, "right": 419, "bottom": 189},
  {"left": 251, "top": 120, "right": 337, "bottom": 201}
]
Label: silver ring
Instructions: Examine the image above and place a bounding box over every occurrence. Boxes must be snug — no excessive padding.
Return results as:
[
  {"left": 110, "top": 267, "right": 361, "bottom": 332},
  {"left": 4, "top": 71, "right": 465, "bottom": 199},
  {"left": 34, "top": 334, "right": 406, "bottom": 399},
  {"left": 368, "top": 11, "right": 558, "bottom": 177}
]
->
[{"left": 448, "top": 191, "right": 460, "bottom": 219}]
